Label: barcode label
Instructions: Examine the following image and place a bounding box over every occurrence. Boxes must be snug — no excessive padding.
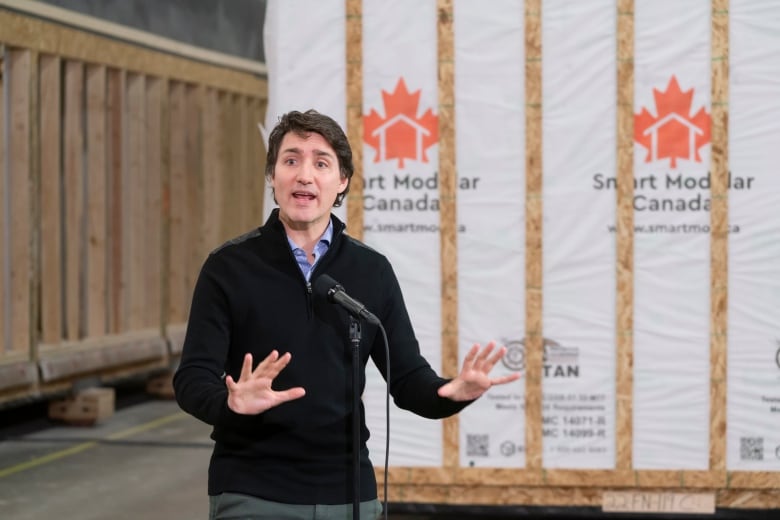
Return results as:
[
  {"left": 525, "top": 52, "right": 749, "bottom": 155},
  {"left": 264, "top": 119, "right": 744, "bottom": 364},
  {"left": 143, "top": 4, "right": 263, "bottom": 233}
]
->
[
  {"left": 467, "top": 434, "right": 489, "bottom": 457},
  {"left": 740, "top": 437, "right": 763, "bottom": 461}
]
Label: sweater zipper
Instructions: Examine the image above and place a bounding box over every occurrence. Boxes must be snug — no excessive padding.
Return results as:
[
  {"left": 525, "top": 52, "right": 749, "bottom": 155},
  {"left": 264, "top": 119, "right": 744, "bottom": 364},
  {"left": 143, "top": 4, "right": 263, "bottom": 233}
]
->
[{"left": 305, "top": 280, "right": 313, "bottom": 320}]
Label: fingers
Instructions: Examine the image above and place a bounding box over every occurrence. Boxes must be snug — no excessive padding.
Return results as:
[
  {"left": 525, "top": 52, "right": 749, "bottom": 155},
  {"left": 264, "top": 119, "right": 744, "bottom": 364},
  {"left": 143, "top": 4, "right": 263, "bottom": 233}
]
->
[
  {"left": 225, "top": 375, "right": 237, "bottom": 393},
  {"left": 461, "top": 343, "right": 481, "bottom": 368},
  {"left": 467, "top": 341, "right": 500, "bottom": 372},
  {"left": 234, "top": 350, "right": 293, "bottom": 383},
  {"left": 255, "top": 350, "right": 280, "bottom": 372},
  {"left": 276, "top": 386, "right": 306, "bottom": 402},
  {"left": 437, "top": 380, "right": 455, "bottom": 398},
  {"left": 258, "top": 351, "right": 292, "bottom": 379},
  {"left": 490, "top": 373, "right": 522, "bottom": 386},
  {"left": 487, "top": 344, "right": 506, "bottom": 365},
  {"left": 239, "top": 353, "right": 254, "bottom": 382}
]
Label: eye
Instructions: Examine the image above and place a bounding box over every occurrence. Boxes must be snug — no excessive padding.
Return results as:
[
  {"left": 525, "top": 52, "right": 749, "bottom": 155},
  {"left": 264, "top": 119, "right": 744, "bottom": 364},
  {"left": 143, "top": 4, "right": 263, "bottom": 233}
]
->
[
  {"left": 316, "top": 160, "right": 329, "bottom": 168},
  {"left": 284, "top": 157, "right": 297, "bottom": 166}
]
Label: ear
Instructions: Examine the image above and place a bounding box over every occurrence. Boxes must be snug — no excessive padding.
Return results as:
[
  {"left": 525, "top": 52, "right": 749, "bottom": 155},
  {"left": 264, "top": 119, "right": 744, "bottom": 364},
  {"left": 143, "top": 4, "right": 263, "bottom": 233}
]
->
[{"left": 338, "top": 175, "right": 349, "bottom": 193}]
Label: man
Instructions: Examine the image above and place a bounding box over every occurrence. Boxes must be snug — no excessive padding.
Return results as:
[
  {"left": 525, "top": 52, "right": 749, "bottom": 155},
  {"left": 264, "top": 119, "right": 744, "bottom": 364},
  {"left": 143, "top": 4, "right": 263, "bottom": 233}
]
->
[{"left": 173, "top": 109, "right": 520, "bottom": 520}]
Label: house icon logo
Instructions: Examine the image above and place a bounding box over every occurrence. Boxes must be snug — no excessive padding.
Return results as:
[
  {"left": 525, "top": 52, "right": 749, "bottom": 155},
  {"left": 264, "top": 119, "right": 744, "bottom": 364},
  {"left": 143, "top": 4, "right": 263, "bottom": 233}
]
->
[
  {"left": 364, "top": 77, "right": 439, "bottom": 168},
  {"left": 634, "top": 75, "right": 711, "bottom": 168}
]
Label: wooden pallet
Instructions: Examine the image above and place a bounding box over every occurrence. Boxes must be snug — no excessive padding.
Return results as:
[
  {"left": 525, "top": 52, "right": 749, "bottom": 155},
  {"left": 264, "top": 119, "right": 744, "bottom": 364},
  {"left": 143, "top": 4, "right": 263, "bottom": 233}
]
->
[{"left": 48, "top": 387, "right": 115, "bottom": 426}]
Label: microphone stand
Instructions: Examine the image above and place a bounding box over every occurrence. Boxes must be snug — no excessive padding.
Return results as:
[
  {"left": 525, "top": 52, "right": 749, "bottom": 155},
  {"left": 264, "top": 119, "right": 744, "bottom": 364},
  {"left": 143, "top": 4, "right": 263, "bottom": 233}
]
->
[{"left": 349, "top": 317, "right": 362, "bottom": 520}]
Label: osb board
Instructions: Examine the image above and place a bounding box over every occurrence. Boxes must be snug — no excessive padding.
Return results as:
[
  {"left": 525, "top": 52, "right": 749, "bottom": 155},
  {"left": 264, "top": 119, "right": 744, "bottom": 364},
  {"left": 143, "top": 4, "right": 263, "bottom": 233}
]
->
[
  {"left": 437, "top": 0, "right": 460, "bottom": 471},
  {"left": 729, "top": 472, "right": 780, "bottom": 490},
  {"left": 524, "top": 0, "right": 543, "bottom": 471},
  {"left": 345, "top": 0, "right": 364, "bottom": 240},
  {"left": 719, "top": 488, "right": 780, "bottom": 509},
  {"left": 615, "top": 0, "right": 635, "bottom": 471},
  {"left": 0, "top": 10, "right": 266, "bottom": 97},
  {"left": 709, "top": 0, "right": 729, "bottom": 474},
  {"left": 375, "top": 466, "right": 780, "bottom": 496},
  {"left": 379, "top": 484, "right": 780, "bottom": 510}
]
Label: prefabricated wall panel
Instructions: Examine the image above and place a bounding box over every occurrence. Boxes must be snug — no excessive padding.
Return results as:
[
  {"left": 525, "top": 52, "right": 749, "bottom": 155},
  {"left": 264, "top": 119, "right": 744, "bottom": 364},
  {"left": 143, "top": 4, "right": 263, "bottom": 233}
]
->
[
  {"left": 267, "top": 0, "right": 780, "bottom": 511},
  {"left": 2, "top": 0, "right": 780, "bottom": 513},
  {"left": 0, "top": 8, "right": 267, "bottom": 394}
]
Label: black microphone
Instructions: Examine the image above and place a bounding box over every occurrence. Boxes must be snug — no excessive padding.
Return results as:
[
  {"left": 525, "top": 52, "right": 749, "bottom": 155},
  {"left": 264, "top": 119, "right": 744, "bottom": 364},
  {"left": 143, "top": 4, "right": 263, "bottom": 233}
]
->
[{"left": 313, "top": 274, "right": 381, "bottom": 325}]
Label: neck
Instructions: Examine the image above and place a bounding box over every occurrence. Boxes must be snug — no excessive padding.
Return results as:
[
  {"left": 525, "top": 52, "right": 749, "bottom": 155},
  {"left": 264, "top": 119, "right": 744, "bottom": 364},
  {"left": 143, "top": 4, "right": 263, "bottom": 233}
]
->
[{"left": 279, "top": 214, "right": 330, "bottom": 254}]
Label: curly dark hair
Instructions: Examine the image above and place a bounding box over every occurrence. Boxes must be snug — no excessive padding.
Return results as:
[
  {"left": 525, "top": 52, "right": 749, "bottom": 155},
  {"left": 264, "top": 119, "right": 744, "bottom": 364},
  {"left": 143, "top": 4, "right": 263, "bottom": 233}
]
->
[{"left": 265, "top": 109, "right": 354, "bottom": 207}]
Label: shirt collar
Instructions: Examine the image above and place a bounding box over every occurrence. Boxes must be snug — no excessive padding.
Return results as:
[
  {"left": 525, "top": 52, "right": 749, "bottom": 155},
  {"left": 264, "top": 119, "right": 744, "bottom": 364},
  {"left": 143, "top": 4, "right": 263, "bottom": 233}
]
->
[{"left": 286, "top": 218, "right": 333, "bottom": 252}]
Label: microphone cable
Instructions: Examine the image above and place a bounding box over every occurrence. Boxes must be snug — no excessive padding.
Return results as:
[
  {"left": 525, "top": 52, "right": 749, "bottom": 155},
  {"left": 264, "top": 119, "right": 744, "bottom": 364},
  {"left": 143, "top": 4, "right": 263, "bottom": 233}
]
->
[{"left": 376, "top": 321, "right": 391, "bottom": 520}]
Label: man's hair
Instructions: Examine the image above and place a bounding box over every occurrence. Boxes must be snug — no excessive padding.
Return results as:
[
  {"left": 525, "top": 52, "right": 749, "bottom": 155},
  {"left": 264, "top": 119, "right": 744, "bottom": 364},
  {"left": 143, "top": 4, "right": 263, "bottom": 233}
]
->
[{"left": 265, "top": 109, "right": 354, "bottom": 207}]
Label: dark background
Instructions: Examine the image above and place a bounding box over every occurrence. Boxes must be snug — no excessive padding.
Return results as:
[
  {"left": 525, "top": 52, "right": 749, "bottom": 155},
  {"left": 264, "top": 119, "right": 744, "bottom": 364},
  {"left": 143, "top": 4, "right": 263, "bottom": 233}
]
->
[{"left": 39, "top": 0, "right": 267, "bottom": 62}]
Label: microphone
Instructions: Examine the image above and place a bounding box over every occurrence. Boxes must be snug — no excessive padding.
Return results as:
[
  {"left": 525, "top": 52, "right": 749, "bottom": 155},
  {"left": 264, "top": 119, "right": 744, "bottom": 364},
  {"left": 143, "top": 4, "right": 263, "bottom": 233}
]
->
[{"left": 313, "top": 274, "right": 381, "bottom": 325}]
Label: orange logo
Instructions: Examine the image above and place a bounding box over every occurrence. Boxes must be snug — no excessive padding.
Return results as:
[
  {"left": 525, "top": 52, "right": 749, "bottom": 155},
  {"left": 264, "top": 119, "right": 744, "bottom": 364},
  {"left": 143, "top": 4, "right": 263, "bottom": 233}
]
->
[
  {"left": 364, "top": 78, "right": 438, "bottom": 168},
  {"left": 634, "top": 76, "right": 711, "bottom": 168}
]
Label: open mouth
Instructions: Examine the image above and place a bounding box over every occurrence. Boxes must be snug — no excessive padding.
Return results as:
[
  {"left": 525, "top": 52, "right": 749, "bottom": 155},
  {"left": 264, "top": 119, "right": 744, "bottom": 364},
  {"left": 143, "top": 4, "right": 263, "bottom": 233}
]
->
[{"left": 293, "top": 191, "right": 316, "bottom": 201}]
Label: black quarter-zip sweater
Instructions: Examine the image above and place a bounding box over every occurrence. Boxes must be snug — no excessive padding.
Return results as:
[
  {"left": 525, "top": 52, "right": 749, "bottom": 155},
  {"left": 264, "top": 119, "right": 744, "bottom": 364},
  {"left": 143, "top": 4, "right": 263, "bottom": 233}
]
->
[{"left": 173, "top": 209, "right": 469, "bottom": 505}]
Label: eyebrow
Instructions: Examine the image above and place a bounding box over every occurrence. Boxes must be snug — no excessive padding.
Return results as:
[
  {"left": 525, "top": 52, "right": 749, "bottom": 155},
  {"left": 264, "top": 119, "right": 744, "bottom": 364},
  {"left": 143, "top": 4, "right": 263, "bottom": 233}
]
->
[{"left": 281, "top": 147, "right": 335, "bottom": 160}]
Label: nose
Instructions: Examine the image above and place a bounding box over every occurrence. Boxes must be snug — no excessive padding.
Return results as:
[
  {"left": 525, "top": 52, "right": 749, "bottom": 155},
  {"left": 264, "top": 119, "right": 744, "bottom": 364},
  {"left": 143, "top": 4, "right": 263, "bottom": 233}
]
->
[{"left": 296, "top": 161, "right": 314, "bottom": 184}]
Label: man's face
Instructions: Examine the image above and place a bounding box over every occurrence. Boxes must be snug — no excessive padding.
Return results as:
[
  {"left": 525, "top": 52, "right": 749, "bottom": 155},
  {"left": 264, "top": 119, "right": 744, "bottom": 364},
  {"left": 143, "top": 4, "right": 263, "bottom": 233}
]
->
[{"left": 272, "top": 131, "right": 348, "bottom": 231}]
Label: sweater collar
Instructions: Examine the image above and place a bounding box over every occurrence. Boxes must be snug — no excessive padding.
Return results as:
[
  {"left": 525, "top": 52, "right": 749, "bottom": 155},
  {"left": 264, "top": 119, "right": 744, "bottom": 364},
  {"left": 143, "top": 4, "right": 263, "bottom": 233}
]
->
[{"left": 264, "top": 208, "right": 346, "bottom": 243}]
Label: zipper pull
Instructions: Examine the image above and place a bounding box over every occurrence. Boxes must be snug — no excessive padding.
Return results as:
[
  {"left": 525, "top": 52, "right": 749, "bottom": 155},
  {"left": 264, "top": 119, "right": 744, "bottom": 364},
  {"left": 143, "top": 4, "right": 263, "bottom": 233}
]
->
[{"left": 306, "top": 282, "right": 313, "bottom": 319}]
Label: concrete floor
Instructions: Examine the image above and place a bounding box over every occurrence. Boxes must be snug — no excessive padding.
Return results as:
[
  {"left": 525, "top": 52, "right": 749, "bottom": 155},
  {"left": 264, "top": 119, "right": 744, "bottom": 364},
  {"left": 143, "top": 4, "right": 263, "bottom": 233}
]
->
[
  {"left": 0, "top": 398, "right": 211, "bottom": 520},
  {"left": 0, "top": 392, "right": 437, "bottom": 520}
]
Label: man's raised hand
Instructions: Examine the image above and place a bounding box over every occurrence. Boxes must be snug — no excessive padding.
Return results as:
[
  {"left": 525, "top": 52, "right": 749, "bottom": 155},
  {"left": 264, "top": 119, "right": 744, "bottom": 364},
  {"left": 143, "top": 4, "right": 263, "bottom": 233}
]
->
[{"left": 226, "top": 351, "right": 306, "bottom": 415}]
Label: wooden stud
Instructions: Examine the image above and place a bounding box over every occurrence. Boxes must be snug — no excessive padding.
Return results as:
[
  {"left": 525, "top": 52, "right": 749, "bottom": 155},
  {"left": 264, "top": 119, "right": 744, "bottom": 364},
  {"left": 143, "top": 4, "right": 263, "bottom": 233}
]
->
[
  {"left": 219, "top": 92, "right": 239, "bottom": 242},
  {"left": 63, "top": 60, "right": 84, "bottom": 340},
  {"left": 229, "top": 91, "right": 239, "bottom": 240},
  {"left": 39, "top": 54, "right": 62, "bottom": 345},
  {"left": 159, "top": 78, "right": 172, "bottom": 333},
  {"left": 184, "top": 85, "right": 204, "bottom": 297},
  {"left": 106, "top": 69, "right": 125, "bottom": 334},
  {"left": 345, "top": 0, "right": 364, "bottom": 239},
  {"left": 167, "top": 81, "right": 187, "bottom": 325},
  {"left": 145, "top": 77, "right": 164, "bottom": 332},
  {"left": 249, "top": 97, "right": 266, "bottom": 228},
  {"left": 237, "top": 95, "right": 250, "bottom": 231},
  {"left": 124, "top": 73, "right": 146, "bottom": 332},
  {"left": 524, "top": 0, "right": 543, "bottom": 471},
  {"left": 709, "top": 0, "right": 729, "bottom": 475},
  {"left": 86, "top": 64, "right": 107, "bottom": 338},
  {"left": 437, "top": 0, "right": 460, "bottom": 471},
  {"left": 8, "top": 49, "right": 33, "bottom": 353},
  {"left": 615, "top": 0, "right": 635, "bottom": 472},
  {"left": 0, "top": 48, "right": 6, "bottom": 353},
  {"left": 201, "top": 88, "right": 223, "bottom": 256}
]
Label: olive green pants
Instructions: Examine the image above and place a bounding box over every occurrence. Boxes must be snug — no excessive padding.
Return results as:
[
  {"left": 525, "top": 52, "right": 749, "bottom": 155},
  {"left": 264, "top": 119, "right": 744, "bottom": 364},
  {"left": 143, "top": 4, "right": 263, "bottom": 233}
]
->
[{"left": 209, "top": 492, "right": 383, "bottom": 520}]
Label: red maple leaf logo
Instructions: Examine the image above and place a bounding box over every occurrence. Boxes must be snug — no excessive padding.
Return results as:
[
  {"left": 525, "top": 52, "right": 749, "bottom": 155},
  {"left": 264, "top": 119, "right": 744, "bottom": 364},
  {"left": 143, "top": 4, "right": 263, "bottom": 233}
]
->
[
  {"left": 634, "top": 75, "right": 711, "bottom": 168},
  {"left": 364, "top": 78, "right": 439, "bottom": 168}
]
